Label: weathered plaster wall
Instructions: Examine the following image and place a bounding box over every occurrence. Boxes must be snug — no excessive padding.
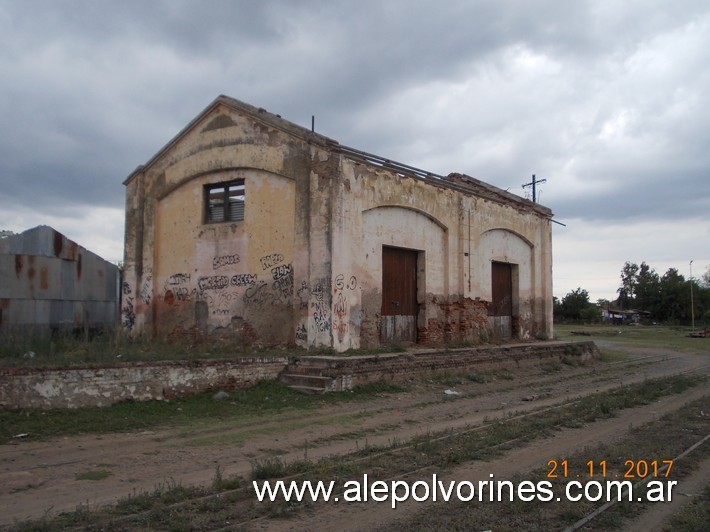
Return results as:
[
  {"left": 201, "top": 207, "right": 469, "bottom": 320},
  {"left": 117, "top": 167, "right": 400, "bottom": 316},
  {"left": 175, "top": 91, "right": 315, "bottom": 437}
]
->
[
  {"left": 331, "top": 160, "right": 552, "bottom": 348},
  {"left": 463, "top": 192, "right": 553, "bottom": 340},
  {"left": 123, "top": 104, "right": 312, "bottom": 346},
  {"left": 152, "top": 168, "right": 296, "bottom": 345}
]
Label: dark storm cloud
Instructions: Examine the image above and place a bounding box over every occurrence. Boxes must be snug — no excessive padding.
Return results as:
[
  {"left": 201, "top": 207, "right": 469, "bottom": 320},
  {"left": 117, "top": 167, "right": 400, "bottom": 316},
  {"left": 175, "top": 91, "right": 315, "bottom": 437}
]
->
[{"left": 0, "top": 0, "right": 708, "bottom": 285}]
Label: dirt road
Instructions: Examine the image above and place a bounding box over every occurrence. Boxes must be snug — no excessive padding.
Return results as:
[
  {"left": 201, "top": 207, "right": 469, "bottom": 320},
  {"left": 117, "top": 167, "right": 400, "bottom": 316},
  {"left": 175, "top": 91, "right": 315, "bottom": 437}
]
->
[{"left": 1, "top": 341, "right": 708, "bottom": 529}]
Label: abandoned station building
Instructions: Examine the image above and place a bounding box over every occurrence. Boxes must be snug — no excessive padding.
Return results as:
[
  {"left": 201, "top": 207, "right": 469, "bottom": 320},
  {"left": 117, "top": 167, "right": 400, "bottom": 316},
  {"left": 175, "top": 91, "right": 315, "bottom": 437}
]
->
[{"left": 122, "top": 95, "right": 553, "bottom": 352}]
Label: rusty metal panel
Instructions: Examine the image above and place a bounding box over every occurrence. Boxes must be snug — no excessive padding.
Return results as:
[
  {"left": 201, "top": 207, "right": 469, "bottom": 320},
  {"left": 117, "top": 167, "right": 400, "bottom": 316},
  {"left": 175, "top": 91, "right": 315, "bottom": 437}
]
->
[
  {"left": 0, "top": 226, "right": 119, "bottom": 335},
  {"left": 381, "top": 246, "right": 417, "bottom": 316}
]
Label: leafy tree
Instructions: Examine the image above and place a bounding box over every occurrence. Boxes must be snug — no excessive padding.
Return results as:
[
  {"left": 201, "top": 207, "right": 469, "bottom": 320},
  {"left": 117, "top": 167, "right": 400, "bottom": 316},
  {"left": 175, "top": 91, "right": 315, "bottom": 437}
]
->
[
  {"left": 579, "top": 305, "right": 600, "bottom": 322},
  {"left": 553, "top": 296, "right": 563, "bottom": 320},
  {"left": 610, "top": 261, "right": 710, "bottom": 325},
  {"left": 702, "top": 266, "right": 710, "bottom": 289},
  {"left": 560, "top": 287, "right": 594, "bottom": 321},
  {"left": 658, "top": 268, "right": 687, "bottom": 323},
  {"left": 617, "top": 262, "right": 639, "bottom": 309},
  {"left": 635, "top": 262, "right": 660, "bottom": 314}
]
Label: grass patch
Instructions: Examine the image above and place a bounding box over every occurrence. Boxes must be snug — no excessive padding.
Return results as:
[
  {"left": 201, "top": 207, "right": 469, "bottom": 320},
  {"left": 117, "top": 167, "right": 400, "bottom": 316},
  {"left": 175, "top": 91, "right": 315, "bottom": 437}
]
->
[
  {"left": 555, "top": 324, "right": 708, "bottom": 352},
  {"left": 75, "top": 470, "right": 111, "bottom": 481},
  {"left": 0, "top": 380, "right": 408, "bottom": 442}
]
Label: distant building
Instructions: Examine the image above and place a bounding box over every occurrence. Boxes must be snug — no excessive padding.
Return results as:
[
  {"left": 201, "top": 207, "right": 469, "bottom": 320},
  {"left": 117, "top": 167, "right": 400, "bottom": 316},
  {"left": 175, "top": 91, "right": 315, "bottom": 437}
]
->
[
  {"left": 122, "top": 95, "right": 554, "bottom": 351},
  {"left": 600, "top": 308, "right": 649, "bottom": 324},
  {"left": 0, "top": 226, "right": 119, "bottom": 337}
]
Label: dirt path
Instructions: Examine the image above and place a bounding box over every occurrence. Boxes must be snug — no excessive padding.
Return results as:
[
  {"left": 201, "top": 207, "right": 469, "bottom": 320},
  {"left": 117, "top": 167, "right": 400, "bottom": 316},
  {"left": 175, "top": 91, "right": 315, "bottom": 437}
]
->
[
  {"left": 623, "top": 455, "right": 710, "bottom": 532},
  {"left": 0, "top": 344, "right": 707, "bottom": 527},
  {"left": 259, "top": 386, "right": 709, "bottom": 531}
]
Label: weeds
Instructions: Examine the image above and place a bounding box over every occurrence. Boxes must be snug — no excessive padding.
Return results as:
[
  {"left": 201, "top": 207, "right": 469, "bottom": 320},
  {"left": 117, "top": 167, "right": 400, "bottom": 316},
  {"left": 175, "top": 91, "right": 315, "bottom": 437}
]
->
[
  {"left": 212, "top": 465, "right": 240, "bottom": 491},
  {"left": 250, "top": 456, "right": 313, "bottom": 480}
]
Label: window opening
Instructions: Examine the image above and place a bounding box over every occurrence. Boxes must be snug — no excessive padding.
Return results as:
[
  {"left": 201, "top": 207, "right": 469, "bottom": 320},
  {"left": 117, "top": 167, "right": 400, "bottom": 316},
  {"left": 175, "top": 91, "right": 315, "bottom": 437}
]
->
[{"left": 205, "top": 180, "right": 245, "bottom": 223}]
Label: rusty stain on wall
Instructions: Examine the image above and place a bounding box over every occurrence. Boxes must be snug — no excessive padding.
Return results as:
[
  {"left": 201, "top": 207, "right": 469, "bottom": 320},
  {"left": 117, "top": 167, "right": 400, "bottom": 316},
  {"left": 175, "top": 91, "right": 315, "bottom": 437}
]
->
[{"left": 123, "top": 95, "right": 554, "bottom": 352}]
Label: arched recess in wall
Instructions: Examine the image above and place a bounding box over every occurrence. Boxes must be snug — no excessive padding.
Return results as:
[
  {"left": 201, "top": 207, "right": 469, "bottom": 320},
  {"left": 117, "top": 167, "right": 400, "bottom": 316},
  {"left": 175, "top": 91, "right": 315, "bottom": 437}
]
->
[
  {"left": 361, "top": 205, "right": 448, "bottom": 302},
  {"left": 477, "top": 228, "right": 534, "bottom": 340},
  {"left": 476, "top": 228, "right": 534, "bottom": 303},
  {"left": 360, "top": 205, "right": 449, "bottom": 344}
]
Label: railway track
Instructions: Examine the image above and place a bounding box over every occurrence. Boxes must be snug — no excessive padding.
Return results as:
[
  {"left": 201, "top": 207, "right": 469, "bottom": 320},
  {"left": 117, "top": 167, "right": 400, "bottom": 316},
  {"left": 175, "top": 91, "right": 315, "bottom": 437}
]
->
[{"left": 87, "top": 363, "right": 708, "bottom": 532}]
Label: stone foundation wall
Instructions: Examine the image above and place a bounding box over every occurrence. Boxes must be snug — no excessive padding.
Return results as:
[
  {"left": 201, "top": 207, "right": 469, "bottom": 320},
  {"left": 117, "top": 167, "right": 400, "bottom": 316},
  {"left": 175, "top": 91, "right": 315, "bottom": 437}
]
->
[
  {"left": 0, "top": 341, "right": 599, "bottom": 408},
  {"left": 0, "top": 357, "right": 288, "bottom": 409},
  {"left": 295, "top": 341, "right": 600, "bottom": 391}
]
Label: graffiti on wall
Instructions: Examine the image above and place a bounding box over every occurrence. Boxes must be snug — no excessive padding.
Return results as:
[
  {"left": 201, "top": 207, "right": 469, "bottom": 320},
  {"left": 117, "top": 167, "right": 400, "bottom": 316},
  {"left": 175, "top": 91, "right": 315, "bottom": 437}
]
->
[
  {"left": 231, "top": 273, "right": 257, "bottom": 287},
  {"left": 271, "top": 263, "right": 293, "bottom": 304},
  {"left": 121, "top": 258, "right": 364, "bottom": 349},
  {"left": 260, "top": 253, "right": 284, "bottom": 270},
  {"left": 198, "top": 275, "right": 230, "bottom": 291},
  {"left": 297, "top": 281, "right": 310, "bottom": 310},
  {"left": 333, "top": 274, "right": 358, "bottom": 342},
  {"left": 121, "top": 281, "right": 135, "bottom": 330},
  {"left": 152, "top": 252, "right": 288, "bottom": 323},
  {"left": 295, "top": 323, "right": 307, "bottom": 342},
  {"left": 213, "top": 254, "right": 240, "bottom": 270},
  {"left": 162, "top": 273, "right": 198, "bottom": 305},
  {"left": 311, "top": 277, "right": 331, "bottom": 333},
  {"left": 139, "top": 268, "right": 153, "bottom": 305}
]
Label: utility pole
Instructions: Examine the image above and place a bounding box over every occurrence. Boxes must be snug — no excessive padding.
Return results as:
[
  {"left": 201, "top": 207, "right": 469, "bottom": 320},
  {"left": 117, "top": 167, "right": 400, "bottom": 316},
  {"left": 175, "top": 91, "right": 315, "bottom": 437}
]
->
[{"left": 522, "top": 174, "right": 547, "bottom": 203}]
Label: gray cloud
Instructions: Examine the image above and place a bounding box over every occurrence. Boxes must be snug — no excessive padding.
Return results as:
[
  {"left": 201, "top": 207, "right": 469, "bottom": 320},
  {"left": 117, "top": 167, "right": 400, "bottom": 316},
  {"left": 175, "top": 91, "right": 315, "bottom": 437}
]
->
[{"left": 1, "top": 0, "right": 708, "bottom": 294}]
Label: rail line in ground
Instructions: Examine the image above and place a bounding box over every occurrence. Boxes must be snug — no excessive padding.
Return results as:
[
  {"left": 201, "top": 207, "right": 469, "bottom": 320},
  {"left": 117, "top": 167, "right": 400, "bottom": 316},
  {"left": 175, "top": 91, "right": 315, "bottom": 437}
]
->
[{"left": 93, "top": 364, "right": 709, "bottom": 532}]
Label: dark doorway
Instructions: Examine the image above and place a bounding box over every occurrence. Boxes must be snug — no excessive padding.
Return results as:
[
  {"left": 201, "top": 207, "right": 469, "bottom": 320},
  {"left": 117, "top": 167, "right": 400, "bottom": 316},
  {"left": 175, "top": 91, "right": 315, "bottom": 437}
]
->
[
  {"left": 490, "top": 261, "right": 513, "bottom": 340},
  {"left": 381, "top": 246, "right": 418, "bottom": 344}
]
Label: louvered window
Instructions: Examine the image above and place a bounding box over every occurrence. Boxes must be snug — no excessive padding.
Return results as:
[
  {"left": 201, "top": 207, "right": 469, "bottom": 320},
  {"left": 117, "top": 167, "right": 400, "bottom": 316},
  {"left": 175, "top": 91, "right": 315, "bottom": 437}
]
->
[{"left": 205, "top": 180, "right": 245, "bottom": 223}]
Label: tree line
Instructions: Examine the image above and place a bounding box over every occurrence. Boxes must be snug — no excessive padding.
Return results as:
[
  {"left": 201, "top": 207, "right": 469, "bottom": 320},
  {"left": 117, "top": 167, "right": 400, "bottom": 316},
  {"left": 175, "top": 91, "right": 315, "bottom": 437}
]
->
[{"left": 555, "top": 262, "right": 710, "bottom": 325}]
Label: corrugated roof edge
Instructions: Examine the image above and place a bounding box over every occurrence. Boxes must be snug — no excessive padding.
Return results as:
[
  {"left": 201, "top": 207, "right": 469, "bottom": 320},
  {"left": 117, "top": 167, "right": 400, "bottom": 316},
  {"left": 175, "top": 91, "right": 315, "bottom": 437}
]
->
[{"left": 0, "top": 225, "right": 118, "bottom": 265}]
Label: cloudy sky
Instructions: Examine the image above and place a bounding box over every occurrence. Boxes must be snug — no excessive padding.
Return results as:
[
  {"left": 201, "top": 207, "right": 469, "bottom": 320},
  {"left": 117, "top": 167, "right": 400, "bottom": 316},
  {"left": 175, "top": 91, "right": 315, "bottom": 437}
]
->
[{"left": 1, "top": 0, "right": 708, "bottom": 301}]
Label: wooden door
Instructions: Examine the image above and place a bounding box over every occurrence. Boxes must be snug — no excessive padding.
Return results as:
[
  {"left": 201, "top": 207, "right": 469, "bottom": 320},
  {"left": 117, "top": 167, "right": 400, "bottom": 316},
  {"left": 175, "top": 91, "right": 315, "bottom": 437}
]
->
[
  {"left": 380, "top": 247, "right": 418, "bottom": 344},
  {"left": 490, "top": 261, "right": 513, "bottom": 340}
]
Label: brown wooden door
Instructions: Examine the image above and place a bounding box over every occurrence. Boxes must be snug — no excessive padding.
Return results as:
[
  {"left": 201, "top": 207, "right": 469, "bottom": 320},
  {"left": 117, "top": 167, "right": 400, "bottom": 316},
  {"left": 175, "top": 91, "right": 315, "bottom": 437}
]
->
[
  {"left": 381, "top": 247, "right": 418, "bottom": 344},
  {"left": 490, "top": 261, "right": 513, "bottom": 339}
]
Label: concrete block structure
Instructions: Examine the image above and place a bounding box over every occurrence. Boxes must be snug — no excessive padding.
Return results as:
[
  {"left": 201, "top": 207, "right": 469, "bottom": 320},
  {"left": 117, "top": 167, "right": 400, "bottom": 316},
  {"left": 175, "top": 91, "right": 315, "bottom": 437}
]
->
[
  {"left": 0, "top": 226, "right": 119, "bottom": 336},
  {"left": 122, "top": 95, "right": 554, "bottom": 351}
]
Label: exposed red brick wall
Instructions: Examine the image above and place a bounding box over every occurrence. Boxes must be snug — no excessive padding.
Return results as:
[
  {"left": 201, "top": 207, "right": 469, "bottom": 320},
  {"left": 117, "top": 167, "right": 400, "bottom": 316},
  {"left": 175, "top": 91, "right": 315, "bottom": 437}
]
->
[{"left": 419, "top": 296, "right": 489, "bottom": 346}]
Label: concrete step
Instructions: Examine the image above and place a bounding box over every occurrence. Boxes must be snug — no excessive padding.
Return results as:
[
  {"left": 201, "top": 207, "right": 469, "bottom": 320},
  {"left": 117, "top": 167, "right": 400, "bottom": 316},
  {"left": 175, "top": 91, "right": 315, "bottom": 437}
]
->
[
  {"left": 279, "top": 373, "right": 332, "bottom": 391},
  {"left": 286, "top": 384, "right": 329, "bottom": 395}
]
